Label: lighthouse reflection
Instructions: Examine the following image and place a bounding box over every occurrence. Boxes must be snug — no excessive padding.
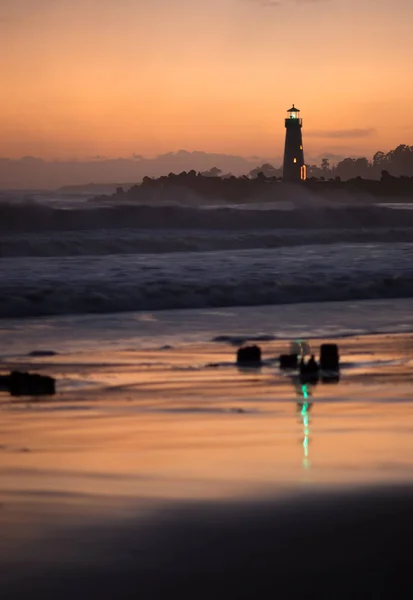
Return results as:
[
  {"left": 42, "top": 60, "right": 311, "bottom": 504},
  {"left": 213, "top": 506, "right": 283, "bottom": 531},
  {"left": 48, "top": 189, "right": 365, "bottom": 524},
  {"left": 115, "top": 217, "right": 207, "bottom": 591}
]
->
[
  {"left": 293, "top": 377, "right": 315, "bottom": 470},
  {"left": 300, "top": 402, "right": 311, "bottom": 468},
  {"left": 291, "top": 371, "right": 341, "bottom": 469}
]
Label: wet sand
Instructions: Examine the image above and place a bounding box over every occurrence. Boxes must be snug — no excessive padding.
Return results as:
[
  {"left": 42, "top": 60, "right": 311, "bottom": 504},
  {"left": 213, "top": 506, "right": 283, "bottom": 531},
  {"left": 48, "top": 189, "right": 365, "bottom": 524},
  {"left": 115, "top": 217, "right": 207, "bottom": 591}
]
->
[{"left": 1, "top": 333, "right": 413, "bottom": 598}]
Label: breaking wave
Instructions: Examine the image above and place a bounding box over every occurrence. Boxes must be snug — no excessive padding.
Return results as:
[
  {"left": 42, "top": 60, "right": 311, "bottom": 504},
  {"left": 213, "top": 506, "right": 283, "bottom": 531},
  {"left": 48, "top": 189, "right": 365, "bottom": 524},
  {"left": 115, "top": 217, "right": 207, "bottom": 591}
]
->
[
  {"left": 2, "top": 197, "right": 413, "bottom": 257},
  {"left": 2, "top": 227, "right": 413, "bottom": 258},
  {"left": 2, "top": 193, "right": 413, "bottom": 320},
  {"left": 2, "top": 199, "right": 413, "bottom": 235},
  {"left": 1, "top": 244, "right": 412, "bottom": 319}
]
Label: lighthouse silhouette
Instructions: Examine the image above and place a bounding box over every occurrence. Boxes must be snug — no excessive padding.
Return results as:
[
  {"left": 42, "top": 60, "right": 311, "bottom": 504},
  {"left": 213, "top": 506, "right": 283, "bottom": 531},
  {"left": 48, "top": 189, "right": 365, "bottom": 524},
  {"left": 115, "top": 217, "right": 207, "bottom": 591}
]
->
[{"left": 283, "top": 104, "right": 306, "bottom": 181}]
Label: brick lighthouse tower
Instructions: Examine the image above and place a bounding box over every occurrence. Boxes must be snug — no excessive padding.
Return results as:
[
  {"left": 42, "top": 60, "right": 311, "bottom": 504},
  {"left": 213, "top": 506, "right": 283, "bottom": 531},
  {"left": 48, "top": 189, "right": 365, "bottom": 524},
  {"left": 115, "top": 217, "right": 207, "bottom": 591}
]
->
[{"left": 283, "top": 104, "right": 306, "bottom": 181}]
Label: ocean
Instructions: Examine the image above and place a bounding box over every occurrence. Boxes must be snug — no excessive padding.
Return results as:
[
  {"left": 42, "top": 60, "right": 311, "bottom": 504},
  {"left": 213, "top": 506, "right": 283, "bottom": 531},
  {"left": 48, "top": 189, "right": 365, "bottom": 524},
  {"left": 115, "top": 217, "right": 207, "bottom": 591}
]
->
[
  {"left": 1, "top": 190, "right": 413, "bottom": 598},
  {"left": 1, "top": 190, "right": 413, "bottom": 321}
]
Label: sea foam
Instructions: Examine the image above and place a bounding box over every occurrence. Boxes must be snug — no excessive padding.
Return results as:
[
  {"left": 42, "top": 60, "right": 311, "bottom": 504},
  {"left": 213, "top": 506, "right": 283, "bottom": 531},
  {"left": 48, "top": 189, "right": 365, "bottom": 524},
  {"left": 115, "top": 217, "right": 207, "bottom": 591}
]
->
[{"left": 1, "top": 244, "right": 412, "bottom": 318}]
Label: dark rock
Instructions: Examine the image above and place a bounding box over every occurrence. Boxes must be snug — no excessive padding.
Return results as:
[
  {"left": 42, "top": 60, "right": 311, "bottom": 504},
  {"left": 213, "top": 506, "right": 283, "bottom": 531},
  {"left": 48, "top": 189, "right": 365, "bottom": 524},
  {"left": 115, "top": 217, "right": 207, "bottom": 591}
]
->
[
  {"left": 279, "top": 354, "right": 298, "bottom": 369},
  {"left": 299, "top": 356, "right": 320, "bottom": 384},
  {"left": 307, "top": 355, "right": 319, "bottom": 372},
  {"left": 319, "top": 344, "right": 340, "bottom": 371},
  {"left": 299, "top": 372, "right": 319, "bottom": 385},
  {"left": 236, "top": 345, "right": 262, "bottom": 366},
  {"left": 0, "top": 375, "right": 10, "bottom": 391},
  {"left": 300, "top": 355, "right": 319, "bottom": 374},
  {"left": 0, "top": 371, "right": 56, "bottom": 397}
]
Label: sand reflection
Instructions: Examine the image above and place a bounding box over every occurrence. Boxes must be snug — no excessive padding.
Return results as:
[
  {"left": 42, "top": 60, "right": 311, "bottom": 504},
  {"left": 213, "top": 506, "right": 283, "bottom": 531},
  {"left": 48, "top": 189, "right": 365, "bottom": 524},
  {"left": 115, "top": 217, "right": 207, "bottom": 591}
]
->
[{"left": 1, "top": 333, "right": 413, "bottom": 509}]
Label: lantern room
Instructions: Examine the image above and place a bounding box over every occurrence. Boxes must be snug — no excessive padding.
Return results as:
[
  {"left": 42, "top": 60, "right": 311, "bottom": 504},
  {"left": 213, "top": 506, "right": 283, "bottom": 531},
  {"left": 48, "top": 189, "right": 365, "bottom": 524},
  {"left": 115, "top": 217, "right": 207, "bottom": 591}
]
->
[{"left": 285, "top": 104, "right": 302, "bottom": 127}]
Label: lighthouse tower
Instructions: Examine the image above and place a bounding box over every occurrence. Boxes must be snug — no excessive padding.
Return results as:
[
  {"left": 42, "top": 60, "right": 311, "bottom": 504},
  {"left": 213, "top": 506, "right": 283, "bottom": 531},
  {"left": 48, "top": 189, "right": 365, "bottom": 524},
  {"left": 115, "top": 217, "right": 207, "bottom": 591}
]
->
[{"left": 283, "top": 104, "right": 306, "bottom": 181}]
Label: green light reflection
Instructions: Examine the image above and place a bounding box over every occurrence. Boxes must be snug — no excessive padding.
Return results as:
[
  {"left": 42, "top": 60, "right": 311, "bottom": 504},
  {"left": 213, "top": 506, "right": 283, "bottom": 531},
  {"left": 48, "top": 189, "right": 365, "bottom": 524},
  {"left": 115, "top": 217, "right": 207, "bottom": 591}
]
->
[{"left": 300, "top": 401, "right": 310, "bottom": 466}]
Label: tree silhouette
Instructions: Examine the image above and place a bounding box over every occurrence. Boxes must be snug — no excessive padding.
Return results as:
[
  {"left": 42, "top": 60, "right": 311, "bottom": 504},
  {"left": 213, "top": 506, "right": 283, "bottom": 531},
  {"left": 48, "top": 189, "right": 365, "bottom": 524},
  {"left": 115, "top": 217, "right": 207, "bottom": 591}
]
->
[
  {"left": 200, "top": 167, "right": 222, "bottom": 177},
  {"left": 248, "top": 163, "right": 281, "bottom": 178},
  {"left": 321, "top": 158, "right": 330, "bottom": 172}
]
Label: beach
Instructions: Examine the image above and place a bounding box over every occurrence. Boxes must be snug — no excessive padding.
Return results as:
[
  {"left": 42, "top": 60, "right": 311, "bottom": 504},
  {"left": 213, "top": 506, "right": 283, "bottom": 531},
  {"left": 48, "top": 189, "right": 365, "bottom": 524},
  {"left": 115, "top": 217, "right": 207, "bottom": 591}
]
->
[
  {"left": 2, "top": 192, "right": 413, "bottom": 597},
  {"left": 1, "top": 299, "right": 413, "bottom": 597}
]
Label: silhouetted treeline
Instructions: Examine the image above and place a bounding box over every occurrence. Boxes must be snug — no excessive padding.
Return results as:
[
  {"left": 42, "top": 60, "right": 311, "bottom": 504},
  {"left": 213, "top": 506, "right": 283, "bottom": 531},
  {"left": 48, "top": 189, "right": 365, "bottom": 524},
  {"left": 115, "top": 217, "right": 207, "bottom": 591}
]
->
[
  {"left": 89, "top": 144, "right": 413, "bottom": 204},
  {"left": 250, "top": 145, "right": 413, "bottom": 180},
  {"left": 310, "top": 144, "right": 413, "bottom": 179}
]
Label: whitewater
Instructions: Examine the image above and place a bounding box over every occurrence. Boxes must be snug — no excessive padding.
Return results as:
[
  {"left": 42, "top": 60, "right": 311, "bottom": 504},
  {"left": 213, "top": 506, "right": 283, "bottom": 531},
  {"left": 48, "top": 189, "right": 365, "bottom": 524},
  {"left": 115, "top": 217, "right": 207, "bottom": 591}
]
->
[{"left": 0, "top": 191, "right": 413, "bottom": 320}]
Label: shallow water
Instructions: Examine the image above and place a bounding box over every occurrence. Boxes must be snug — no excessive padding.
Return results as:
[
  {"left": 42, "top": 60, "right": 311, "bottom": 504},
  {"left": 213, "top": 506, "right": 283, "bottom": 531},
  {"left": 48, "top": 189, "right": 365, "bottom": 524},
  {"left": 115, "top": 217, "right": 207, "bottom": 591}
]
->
[
  {"left": 1, "top": 326, "right": 413, "bottom": 498},
  {"left": 1, "top": 301, "right": 413, "bottom": 597},
  {"left": 1, "top": 297, "right": 413, "bottom": 357}
]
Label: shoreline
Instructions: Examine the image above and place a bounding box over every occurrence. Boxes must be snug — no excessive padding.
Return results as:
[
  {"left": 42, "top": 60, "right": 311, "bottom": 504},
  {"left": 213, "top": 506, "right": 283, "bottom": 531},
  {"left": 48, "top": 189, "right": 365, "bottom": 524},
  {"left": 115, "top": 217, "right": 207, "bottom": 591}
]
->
[{"left": 1, "top": 297, "right": 413, "bottom": 354}]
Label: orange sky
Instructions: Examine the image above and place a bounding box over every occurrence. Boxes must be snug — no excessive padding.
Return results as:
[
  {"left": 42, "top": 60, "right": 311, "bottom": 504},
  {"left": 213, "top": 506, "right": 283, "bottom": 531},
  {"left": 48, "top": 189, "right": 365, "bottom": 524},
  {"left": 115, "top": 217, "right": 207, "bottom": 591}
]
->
[{"left": 1, "top": 0, "right": 412, "bottom": 160}]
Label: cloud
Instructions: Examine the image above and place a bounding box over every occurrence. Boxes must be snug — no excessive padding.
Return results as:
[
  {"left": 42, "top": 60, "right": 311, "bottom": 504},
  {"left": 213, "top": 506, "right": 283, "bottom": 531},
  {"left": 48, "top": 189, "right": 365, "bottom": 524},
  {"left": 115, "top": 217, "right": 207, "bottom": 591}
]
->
[
  {"left": 0, "top": 151, "right": 267, "bottom": 189},
  {"left": 306, "top": 128, "right": 376, "bottom": 139}
]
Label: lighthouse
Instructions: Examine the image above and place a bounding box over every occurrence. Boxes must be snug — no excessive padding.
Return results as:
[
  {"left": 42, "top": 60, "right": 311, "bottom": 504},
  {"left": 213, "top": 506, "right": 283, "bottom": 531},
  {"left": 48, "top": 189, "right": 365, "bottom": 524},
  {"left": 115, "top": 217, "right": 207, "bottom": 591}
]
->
[{"left": 283, "top": 104, "right": 306, "bottom": 182}]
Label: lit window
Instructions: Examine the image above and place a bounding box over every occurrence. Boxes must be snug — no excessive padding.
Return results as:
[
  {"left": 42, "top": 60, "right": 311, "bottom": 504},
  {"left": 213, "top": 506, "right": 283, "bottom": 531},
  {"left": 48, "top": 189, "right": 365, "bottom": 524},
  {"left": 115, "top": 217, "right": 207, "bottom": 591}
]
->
[
  {"left": 293, "top": 158, "right": 297, "bottom": 163},
  {"left": 300, "top": 145, "right": 303, "bottom": 150}
]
